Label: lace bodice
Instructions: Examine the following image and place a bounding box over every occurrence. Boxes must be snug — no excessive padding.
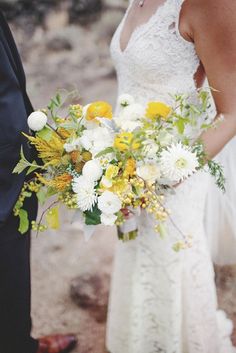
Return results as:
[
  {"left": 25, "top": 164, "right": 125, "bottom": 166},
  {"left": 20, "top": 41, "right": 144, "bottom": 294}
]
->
[{"left": 110, "top": 0, "right": 200, "bottom": 106}]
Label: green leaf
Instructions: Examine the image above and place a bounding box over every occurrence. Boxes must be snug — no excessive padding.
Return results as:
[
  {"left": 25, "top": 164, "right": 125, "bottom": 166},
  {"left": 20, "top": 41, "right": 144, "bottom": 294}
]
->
[
  {"left": 36, "top": 126, "right": 53, "bottom": 141},
  {"left": 26, "top": 162, "right": 39, "bottom": 176},
  {"left": 46, "top": 206, "right": 60, "bottom": 229},
  {"left": 95, "top": 147, "right": 115, "bottom": 158},
  {"left": 36, "top": 188, "right": 48, "bottom": 205},
  {"left": 84, "top": 205, "right": 101, "bottom": 225},
  {"left": 46, "top": 187, "right": 58, "bottom": 198},
  {"left": 175, "top": 119, "right": 185, "bottom": 134},
  {"left": 18, "top": 209, "right": 29, "bottom": 234}
]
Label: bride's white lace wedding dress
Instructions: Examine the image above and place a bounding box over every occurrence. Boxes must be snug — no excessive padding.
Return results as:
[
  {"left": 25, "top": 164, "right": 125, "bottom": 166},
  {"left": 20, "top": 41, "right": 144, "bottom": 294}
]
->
[{"left": 106, "top": 1, "right": 236, "bottom": 353}]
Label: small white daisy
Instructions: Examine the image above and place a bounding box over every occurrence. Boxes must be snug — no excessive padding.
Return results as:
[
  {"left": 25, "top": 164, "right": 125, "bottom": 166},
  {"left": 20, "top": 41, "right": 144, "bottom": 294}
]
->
[{"left": 159, "top": 143, "right": 199, "bottom": 183}]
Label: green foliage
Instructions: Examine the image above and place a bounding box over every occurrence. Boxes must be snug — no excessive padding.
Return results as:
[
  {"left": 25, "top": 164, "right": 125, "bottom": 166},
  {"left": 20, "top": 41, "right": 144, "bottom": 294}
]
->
[
  {"left": 85, "top": 205, "right": 101, "bottom": 225},
  {"left": 36, "top": 126, "right": 53, "bottom": 141},
  {"left": 95, "top": 147, "right": 115, "bottom": 158},
  {"left": 13, "top": 147, "right": 42, "bottom": 175},
  {"left": 207, "top": 160, "right": 226, "bottom": 192},
  {"left": 18, "top": 209, "right": 29, "bottom": 234}
]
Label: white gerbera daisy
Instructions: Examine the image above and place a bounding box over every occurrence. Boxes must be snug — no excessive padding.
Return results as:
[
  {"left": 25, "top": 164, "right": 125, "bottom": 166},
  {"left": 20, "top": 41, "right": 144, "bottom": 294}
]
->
[
  {"left": 72, "top": 176, "right": 97, "bottom": 211},
  {"left": 97, "top": 191, "right": 122, "bottom": 214},
  {"left": 159, "top": 143, "right": 199, "bottom": 183}
]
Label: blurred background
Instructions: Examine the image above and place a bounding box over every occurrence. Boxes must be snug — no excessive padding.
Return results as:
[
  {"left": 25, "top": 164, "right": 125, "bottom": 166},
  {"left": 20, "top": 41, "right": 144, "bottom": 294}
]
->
[{"left": 1, "top": 1, "right": 236, "bottom": 352}]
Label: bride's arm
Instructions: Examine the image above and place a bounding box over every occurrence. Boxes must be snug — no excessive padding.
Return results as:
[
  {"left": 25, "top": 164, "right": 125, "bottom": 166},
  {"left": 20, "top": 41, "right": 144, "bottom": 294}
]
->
[{"left": 182, "top": 0, "right": 236, "bottom": 159}]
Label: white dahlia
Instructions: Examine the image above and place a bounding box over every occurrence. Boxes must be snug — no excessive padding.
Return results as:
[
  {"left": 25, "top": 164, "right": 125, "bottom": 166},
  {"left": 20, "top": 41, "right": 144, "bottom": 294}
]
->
[
  {"left": 100, "top": 213, "right": 117, "bottom": 226},
  {"left": 27, "top": 111, "right": 47, "bottom": 131},
  {"left": 72, "top": 176, "right": 98, "bottom": 211},
  {"left": 159, "top": 143, "right": 199, "bottom": 183},
  {"left": 118, "top": 94, "right": 135, "bottom": 108},
  {"left": 82, "top": 159, "right": 103, "bottom": 182},
  {"left": 80, "top": 127, "right": 113, "bottom": 157},
  {"left": 97, "top": 191, "right": 122, "bottom": 214}
]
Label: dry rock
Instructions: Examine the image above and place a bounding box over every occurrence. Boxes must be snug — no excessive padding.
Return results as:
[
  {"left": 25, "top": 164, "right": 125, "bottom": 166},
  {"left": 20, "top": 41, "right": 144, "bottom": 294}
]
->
[{"left": 70, "top": 274, "right": 110, "bottom": 323}]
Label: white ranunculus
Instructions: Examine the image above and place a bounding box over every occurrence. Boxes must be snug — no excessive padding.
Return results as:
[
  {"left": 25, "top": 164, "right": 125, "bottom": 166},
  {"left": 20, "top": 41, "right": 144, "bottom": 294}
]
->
[
  {"left": 137, "top": 164, "right": 161, "bottom": 184},
  {"left": 159, "top": 143, "right": 199, "bottom": 183},
  {"left": 64, "top": 138, "right": 81, "bottom": 153},
  {"left": 27, "top": 111, "right": 48, "bottom": 131},
  {"left": 98, "top": 191, "right": 122, "bottom": 214},
  {"left": 120, "top": 103, "right": 145, "bottom": 121},
  {"left": 100, "top": 213, "right": 117, "bottom": 226},
  {"left": 80, "top": 127, "right": 114, "bottom": 157},
  {"left": 72, "top": 176, "right": 97, "bottom": 211},
  {"left": 82, "top": 159, "right": 103, "bottom": 182},
  {"left": 118, "top": 94, "right": 135, "bottom": 108}
]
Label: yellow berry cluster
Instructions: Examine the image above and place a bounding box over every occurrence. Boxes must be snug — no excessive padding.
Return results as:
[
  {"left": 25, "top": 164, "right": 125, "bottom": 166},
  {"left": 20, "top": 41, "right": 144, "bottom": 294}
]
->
[
  {"left": 58, "top": 192, "right": 78, "bottom": 209},
  {"left": 28, "top": 181, "right": 41, "bottom": 193},
  {"left": 31, "top": 221, "right": 48, "bottom": 232},
  {"left": 69, "top": 104, "right": 83, "bottom": 119}
]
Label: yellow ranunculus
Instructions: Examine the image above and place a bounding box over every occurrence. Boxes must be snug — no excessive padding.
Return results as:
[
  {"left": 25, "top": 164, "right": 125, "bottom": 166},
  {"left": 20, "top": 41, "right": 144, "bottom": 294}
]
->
[
  {"left": 124, "top": 158, "right": 136, "bottom": 177},
  {"left": 114, "top": 132, "right": 140, "bottom": 152},
  {"left": 105, "top": 165, "right": 119, "bottom": 180},
  {"left": 110, "top": 178, "right": 131, "bottom": 194},
  {"left": 146, "top": 102, "right": 172, "bottom": 120},
  {"left": 86, "top": 101, "right": 113, "bottom": 121}
]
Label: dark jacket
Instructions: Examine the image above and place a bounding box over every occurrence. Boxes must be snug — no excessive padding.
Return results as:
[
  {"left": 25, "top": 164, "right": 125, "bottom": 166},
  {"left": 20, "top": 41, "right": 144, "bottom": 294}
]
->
[{"left": 0, "top": 11, "right": 35, "bottom": 227}]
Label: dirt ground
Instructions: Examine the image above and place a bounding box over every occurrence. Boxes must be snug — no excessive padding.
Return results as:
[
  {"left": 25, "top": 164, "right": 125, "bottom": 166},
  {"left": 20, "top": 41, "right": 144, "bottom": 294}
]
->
[{"left": 8, "top": 10, "right": 236, "bottom": 353}]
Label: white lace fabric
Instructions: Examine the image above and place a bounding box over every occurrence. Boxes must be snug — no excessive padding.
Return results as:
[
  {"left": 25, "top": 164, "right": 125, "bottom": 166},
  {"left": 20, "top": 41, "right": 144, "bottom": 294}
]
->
[{"left": 106, "top": 1, "right": 236, "bottom": 352}]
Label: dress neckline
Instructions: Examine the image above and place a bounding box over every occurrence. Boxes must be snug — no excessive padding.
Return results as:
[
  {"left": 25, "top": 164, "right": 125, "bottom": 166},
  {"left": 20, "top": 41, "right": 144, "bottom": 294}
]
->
[{"left": 119, "top": 0, "right": 170, "bottom": 54}]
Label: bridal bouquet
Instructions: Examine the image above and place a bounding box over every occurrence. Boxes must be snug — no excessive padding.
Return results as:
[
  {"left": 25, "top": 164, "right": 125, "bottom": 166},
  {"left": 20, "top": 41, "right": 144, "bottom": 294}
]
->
[{"left": 13, "top": 90, "right": 224, "bottom": 250}]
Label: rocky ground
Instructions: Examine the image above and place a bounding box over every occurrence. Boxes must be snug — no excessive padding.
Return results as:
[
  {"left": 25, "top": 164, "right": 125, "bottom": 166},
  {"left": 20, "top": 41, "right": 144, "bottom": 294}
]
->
[{"left": 3, "top": 1, "right": 236, "bottom": 352}]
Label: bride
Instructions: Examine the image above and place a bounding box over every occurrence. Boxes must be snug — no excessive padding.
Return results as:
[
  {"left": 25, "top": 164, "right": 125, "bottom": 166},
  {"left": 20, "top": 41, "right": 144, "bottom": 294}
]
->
[{"left": 106, "top": 0, "right": 236, "bottom": 352}]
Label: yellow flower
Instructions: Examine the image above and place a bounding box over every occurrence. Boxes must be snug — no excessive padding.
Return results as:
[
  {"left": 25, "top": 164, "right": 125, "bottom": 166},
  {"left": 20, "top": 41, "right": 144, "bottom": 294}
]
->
[
  {"left": 146, "top": 102, "right": 172, "bottom": 120},
  {"left": 114, "top": 132, "right": 140, "bottom": 152},
  {"left": 110, "top": 178, "right": 131, "bottom": 194},
  {"left": 86, "top": 101, "right": 112, "bottom": 121},
  {"left": 105, "top": 165, "right": 119, "bottom": 180},
  {"left": 57, "top": 127, "right": 72, "bottom": 139},
  {"left": 50, "top": 173, "right": 73, "bottom": 191},
  {"left": 124, "top": 158, "right": 136, "bottom": 177}
]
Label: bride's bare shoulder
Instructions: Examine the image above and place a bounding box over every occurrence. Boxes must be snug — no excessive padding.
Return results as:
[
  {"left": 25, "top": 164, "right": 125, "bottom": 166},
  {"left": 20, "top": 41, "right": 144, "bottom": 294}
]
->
[{"left": 180, "top": 0, "right": 236, "bottom": 42}]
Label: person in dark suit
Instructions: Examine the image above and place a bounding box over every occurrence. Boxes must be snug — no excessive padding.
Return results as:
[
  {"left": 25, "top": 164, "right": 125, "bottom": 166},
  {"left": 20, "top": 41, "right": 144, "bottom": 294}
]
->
[{"left": 0, "top": 11, "right": 77, "bottom": 353}]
